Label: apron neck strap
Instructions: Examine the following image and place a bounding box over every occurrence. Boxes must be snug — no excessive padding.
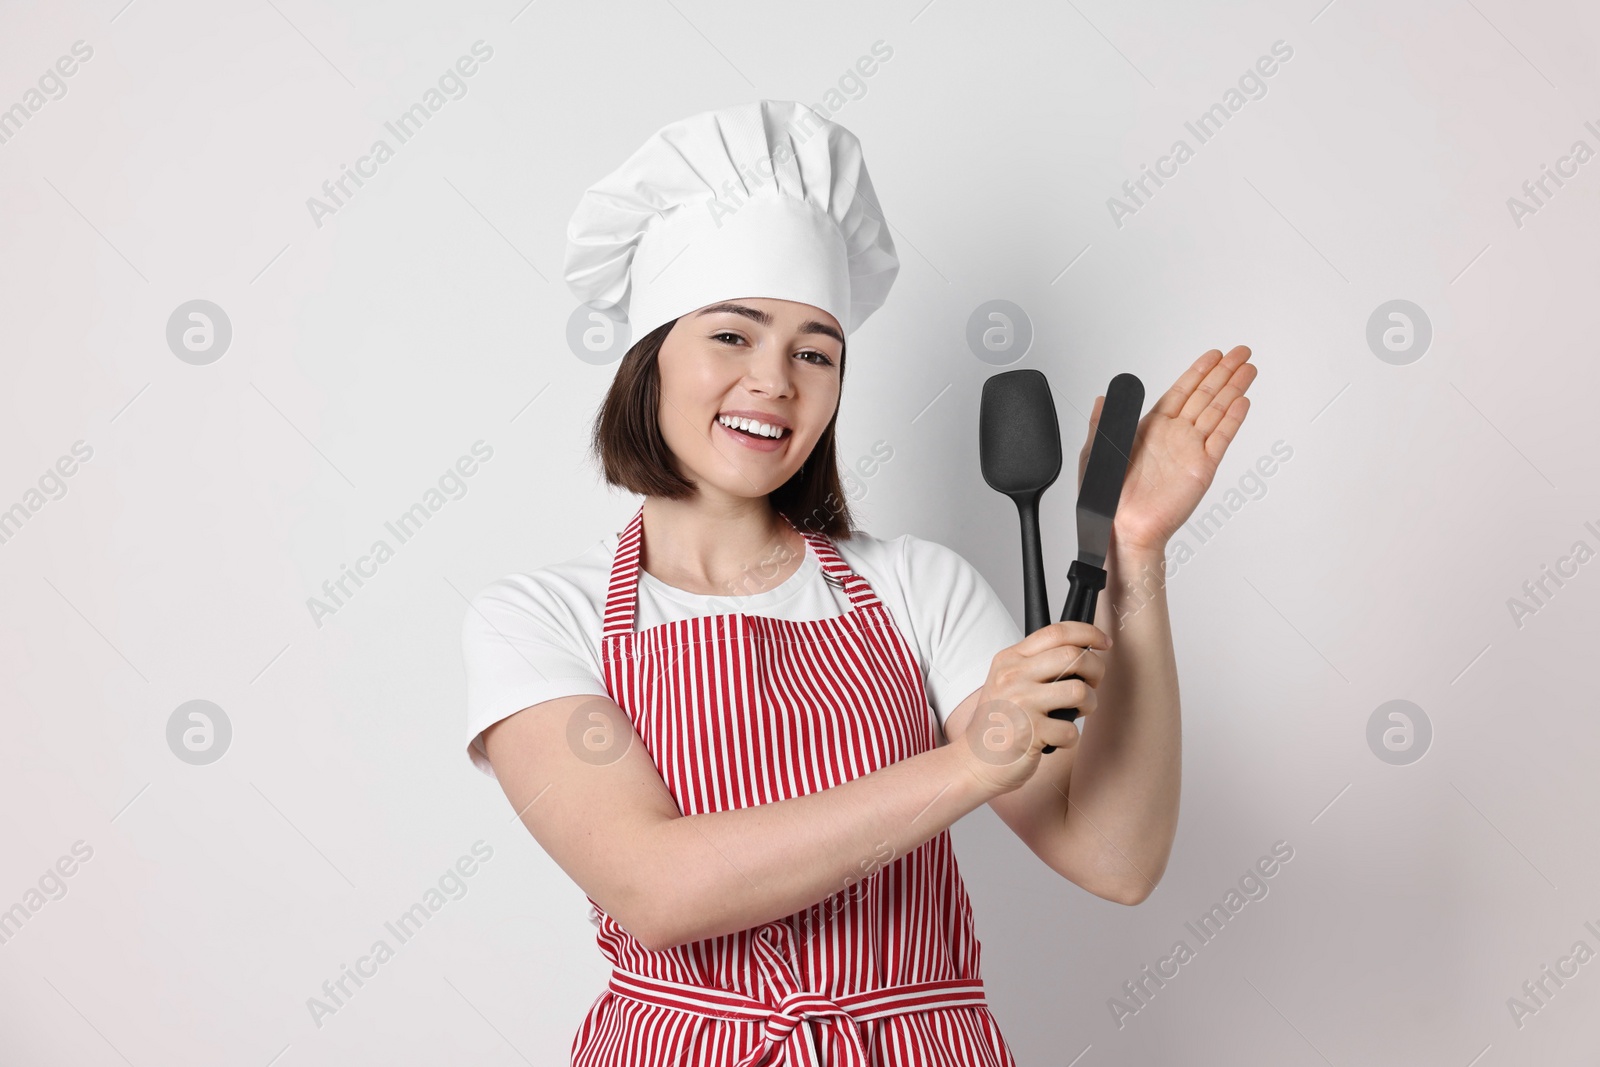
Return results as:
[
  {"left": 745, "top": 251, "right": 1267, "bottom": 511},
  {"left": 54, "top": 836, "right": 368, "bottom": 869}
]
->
[{"left": 603, "top": 504, "right": 878, "bottom": 640}]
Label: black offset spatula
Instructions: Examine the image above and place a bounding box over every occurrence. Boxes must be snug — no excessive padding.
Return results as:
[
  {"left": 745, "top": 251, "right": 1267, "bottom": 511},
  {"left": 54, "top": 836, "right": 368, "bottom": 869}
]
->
[
  {"left": 981, "top": 370, "right": 1145, "bottom": 753},
  {"left": 1046, "top": 372, "right": 1144, "bottom": 749}
]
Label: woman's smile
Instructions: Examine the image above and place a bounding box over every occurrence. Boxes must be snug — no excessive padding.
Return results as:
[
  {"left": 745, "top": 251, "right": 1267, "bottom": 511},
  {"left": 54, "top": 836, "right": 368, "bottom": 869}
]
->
[{"left": 713, "top": 413, "right": 791, "bottom": 453}]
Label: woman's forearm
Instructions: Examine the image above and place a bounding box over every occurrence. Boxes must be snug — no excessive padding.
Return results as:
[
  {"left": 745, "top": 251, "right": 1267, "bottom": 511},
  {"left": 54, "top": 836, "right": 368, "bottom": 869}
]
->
[
  {"left": 1060, "top": 540, "right": 1182, "bottom": 903},
  {"left": 640, "top": 741, "right": 997, "bottom": 950}
]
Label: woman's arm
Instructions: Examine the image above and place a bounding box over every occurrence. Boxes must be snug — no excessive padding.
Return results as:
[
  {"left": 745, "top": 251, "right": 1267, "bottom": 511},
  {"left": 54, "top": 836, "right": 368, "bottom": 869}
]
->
[
  {"left": 969, "top": 542, "right": 1178, "bottom": 906},
  {"left": 1058, "top": 541, "right": 1180, "bottom": 903},
  {"left": 484, "top": 694, "right": 1002, "bottom": 952}
]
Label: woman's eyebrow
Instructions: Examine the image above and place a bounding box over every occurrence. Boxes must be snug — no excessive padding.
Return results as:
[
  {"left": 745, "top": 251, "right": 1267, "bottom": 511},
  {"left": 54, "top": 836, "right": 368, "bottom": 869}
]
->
[
  {"left": 799, "top": 320, "right": 846, "bottom": 344},
  {"left": 696, "top": 302, "right": 771, "bottom": 327},
  {"left": 695, "top": 302, "right": 844, "bottom": 345}
]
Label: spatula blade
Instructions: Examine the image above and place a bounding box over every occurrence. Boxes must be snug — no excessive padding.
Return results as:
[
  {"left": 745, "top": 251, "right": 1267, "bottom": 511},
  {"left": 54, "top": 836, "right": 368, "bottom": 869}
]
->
[
  {"left": 1075, "top": 373, "right": 1145, "bottom": 569},
  {"left": 979, "top": 369, "right": 1061, "bottom": 495}
]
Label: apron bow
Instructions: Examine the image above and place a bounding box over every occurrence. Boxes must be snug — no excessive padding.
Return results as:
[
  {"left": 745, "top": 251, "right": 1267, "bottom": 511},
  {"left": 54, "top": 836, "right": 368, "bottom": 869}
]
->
[{"left": 734, "top": 922, "right": 869, "bottom": 1067}]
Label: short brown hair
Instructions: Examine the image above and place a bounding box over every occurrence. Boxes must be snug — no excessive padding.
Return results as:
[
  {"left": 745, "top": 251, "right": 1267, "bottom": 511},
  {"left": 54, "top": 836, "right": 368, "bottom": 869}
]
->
[{"left": 589, "top": 317, "right": 857, "bottom": 539}]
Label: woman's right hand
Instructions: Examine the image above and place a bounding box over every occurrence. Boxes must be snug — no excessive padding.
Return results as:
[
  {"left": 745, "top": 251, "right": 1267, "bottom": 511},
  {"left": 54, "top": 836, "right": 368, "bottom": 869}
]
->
[{"left": 950, "top": 621, "right": 1111, "bottom": 795}]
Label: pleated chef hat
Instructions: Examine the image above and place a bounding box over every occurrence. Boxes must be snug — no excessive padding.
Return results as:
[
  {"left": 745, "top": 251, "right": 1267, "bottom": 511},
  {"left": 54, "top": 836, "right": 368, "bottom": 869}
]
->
[{"left": 563, "top": 99, "right": 899, "bottom": 342}]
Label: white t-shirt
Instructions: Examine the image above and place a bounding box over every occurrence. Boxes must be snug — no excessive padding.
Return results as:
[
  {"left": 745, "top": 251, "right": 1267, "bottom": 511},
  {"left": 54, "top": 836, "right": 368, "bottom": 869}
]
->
[{"left": 460, "top": 525, "right": 1024, "bottom": 778}]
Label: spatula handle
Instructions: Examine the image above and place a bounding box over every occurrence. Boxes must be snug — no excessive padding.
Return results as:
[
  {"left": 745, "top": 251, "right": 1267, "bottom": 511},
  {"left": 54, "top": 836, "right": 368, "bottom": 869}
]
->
[
  {"left": 1042, "top": 559, "right": 1107, "bottom": 754},
  {"left": 1018, "top": 500, "right": 1050, "bottom": 635}
]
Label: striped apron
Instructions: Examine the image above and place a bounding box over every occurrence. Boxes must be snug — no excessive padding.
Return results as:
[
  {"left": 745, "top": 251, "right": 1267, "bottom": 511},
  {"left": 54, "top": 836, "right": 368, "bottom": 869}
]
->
[{"left": 570, "top": 503, "right": 1018, "bottom": 1067}]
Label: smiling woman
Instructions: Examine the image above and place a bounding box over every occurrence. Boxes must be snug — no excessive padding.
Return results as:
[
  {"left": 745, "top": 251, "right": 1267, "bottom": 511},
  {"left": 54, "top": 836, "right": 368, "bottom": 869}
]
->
[
  {"left": 462, "top": 99, "right": 1042, "bottom": 1067},
  {"left": 455, "top": 98, "right": 1213, "bottom": 1067}
]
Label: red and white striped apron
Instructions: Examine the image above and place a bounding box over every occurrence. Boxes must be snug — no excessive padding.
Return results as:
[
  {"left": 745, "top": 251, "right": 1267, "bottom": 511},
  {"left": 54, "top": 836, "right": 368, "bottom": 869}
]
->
[{"left": 571, "top": 503, "right": 1019, "bottom": 1067}]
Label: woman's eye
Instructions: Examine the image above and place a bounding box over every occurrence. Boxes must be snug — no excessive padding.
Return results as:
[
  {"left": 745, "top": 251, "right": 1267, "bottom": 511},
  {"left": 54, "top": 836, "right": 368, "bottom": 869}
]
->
[{"left": 713, "top": 332, "right": 832, "bottom": 367}]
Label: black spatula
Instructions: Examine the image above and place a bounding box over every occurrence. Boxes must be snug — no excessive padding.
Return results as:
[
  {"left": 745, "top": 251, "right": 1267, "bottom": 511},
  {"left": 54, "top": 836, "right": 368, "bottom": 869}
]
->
[{"left": 979, "top": 370, "right": 1061, "bottom": 639}]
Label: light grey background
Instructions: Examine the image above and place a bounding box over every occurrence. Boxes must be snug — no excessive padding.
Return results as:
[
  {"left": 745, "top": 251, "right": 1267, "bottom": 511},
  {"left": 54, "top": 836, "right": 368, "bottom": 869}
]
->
[{"left": 3, "top": 0, "right": 1598, "bottom": 1063}]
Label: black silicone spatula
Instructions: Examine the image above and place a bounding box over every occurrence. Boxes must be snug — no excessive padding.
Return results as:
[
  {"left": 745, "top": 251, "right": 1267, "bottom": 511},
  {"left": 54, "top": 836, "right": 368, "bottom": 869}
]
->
[
  {"left": 1039, "top": 372, "right": 1145, "bottom": 751},
  {"left": 979, "top": 370, "right": 1061, "bottom": 639}
]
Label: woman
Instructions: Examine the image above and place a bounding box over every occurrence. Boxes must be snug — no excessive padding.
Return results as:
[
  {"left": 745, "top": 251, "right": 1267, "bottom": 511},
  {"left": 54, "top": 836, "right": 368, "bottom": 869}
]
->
[{"left": 461, "top": 100, "right": 1255, "bottom": 1066}]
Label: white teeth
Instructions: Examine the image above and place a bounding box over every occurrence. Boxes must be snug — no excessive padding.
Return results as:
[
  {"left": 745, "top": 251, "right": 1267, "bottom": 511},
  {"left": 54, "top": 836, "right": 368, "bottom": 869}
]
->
[{"left": 718, "top": 414, "right": 786, "bottom": 439}]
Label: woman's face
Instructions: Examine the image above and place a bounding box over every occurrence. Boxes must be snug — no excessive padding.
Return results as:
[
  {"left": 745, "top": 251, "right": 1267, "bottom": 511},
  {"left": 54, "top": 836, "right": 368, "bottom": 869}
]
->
[{"left": 656, "top": 297, "right": 844, "bottom": 500}]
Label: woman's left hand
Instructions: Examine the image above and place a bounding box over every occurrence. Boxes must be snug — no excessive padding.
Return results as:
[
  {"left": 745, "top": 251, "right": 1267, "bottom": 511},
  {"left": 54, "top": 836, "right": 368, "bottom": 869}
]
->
[{"left": 1078, "top": 345, "right": 1258, "bottom": 557}]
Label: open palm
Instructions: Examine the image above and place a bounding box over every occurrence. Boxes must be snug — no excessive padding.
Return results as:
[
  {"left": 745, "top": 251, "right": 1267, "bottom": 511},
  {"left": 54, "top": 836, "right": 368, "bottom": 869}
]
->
[{"left": 1078, "top": 346, "right": 1258, "bottom": 557}]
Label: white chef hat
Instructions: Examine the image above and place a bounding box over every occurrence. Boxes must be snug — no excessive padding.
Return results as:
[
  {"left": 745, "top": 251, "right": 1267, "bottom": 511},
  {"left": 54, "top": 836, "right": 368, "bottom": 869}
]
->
[{"left": 563, "top": 99, "right": 899, "bottom": 343}]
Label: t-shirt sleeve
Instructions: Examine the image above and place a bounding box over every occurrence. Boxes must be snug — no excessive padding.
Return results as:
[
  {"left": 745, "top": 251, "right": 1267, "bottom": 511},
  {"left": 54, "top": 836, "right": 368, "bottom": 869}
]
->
[
  {"left": 898, "top": 535, "right": 1025, "bottom": 732},
  {"left": 460, "top": 576, "right": 611, "bottom": 779}
]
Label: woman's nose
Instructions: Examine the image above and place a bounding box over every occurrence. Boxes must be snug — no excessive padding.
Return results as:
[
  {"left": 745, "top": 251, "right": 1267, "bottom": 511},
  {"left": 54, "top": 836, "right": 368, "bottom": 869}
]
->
[{"left": 743, "top": 349, "right": 794, "bottom": 395}]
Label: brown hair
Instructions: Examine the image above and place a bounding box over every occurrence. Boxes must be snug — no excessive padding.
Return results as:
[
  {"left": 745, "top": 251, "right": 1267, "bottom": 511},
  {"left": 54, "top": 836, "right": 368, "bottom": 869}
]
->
[{"left": 589, "top": 317, "right": 857, "bottom": 539}]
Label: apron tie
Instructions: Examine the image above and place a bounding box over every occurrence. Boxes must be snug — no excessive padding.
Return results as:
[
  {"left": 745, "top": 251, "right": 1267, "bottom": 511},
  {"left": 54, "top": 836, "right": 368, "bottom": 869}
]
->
[
  {"left": 742, "top": 988, "right": 863, "bottom": 1067},
  {"left": 606, "top": 920, "right": 992, "bottom": 1067},
  {"left": 738, "top": 921, "right": 866, "bottom": 1067}
]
